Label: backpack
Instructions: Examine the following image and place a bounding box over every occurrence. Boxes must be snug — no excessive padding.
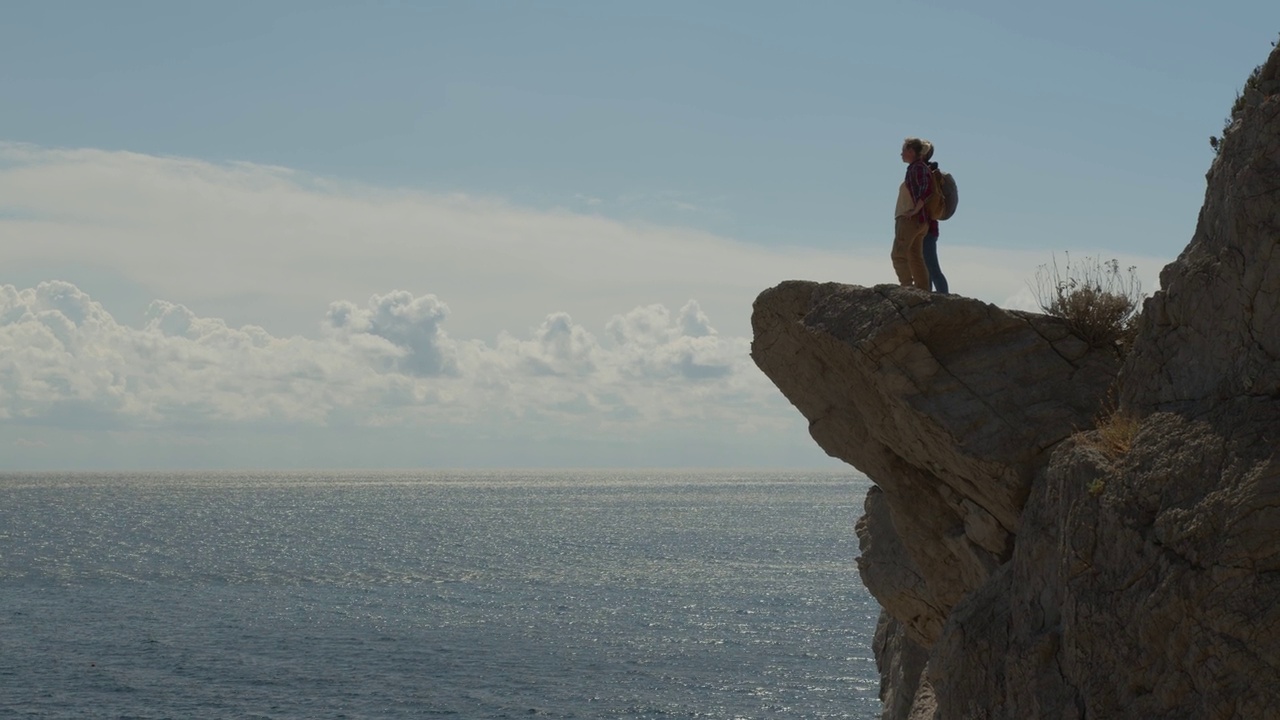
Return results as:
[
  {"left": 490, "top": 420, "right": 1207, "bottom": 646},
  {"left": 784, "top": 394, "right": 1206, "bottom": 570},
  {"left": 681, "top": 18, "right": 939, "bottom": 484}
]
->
[{"left": 927, "top": 166, "right": 959, "bottom": 221}]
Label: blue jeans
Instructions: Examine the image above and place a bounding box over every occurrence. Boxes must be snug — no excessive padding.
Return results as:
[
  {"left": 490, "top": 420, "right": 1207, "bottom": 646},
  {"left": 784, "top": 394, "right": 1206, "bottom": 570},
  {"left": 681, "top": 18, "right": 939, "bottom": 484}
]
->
[{"left": 922, "top": 233, "right": 948, "bottom": 293}]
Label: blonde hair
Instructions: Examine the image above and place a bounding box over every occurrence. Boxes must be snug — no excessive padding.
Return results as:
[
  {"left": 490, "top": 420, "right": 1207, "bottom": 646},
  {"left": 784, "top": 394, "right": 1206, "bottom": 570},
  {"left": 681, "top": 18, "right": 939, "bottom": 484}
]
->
[{"left": 902, "top": 137, "right": 927, "bottom": 156}]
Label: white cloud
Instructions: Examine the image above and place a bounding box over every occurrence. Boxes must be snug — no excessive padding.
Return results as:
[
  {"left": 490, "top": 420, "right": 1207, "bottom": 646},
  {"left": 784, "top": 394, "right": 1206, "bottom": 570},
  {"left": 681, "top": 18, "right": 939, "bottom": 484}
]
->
[
  {"left": 505, "top": 312, "right": 600, "bottom": 378},
  {"left": 605, "top": 302, "right": 739, "bottom": 381},
  {"left": 325, "top": 291, "right": 458, "bottom": 377},
  {"left": 0, "top": 281, "right": 792, "bottom": 448},
  {"left": 0, "top": 143, "right": 1171, "bottom": 344},
  {"left": 0, "top": 143, "right": 1176, "bottom": 468}
]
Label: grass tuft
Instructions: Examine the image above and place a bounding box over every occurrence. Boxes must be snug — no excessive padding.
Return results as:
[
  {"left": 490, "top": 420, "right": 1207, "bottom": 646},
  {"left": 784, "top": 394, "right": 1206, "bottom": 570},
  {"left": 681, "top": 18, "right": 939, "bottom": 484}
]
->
[
  {"left": 1032, "top": 254, "right": 1144, "bottom": 353},
  {"left": 1088, "top": 410, "right": 1140, "bottom": 459}
]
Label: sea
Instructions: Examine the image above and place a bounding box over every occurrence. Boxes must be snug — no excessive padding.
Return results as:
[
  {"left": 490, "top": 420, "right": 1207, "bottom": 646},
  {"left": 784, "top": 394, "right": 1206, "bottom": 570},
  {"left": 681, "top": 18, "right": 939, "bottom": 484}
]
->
[{"left": 0, "top": 470, "right": 882, "bottom": 719}]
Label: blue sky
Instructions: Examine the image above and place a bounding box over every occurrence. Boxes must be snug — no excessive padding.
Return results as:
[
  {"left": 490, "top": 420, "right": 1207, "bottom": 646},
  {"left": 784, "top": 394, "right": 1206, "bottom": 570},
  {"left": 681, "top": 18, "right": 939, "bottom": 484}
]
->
[{"left": 2, "top": 1, "right": 1277, "bottom": 469}]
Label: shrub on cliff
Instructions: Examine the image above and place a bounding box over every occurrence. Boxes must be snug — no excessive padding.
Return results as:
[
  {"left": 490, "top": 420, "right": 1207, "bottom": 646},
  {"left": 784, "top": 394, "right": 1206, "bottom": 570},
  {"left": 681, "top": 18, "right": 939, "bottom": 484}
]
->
[
  {"left": 1080, "top": 407, "right": 1140, "bottom": 464},
  {"left": 1032, "top": 254, "right": 1143, "bottom": 352}
]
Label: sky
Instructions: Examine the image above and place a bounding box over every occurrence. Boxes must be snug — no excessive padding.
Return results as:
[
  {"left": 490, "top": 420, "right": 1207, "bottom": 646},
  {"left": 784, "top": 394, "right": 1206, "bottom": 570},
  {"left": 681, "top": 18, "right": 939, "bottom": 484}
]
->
[{"left": 2, "top": 1, "right": 1277, "bottom": 470}]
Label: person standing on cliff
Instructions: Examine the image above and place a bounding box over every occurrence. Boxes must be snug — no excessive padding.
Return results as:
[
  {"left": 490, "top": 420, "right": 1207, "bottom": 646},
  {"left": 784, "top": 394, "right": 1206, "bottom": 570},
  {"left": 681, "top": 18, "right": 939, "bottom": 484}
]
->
[
  {"left": 921, "top": 144, "right": 948, "bottom": 293},
  {"left": 892, "top": 137, "right": 933, "bottom": 290}
]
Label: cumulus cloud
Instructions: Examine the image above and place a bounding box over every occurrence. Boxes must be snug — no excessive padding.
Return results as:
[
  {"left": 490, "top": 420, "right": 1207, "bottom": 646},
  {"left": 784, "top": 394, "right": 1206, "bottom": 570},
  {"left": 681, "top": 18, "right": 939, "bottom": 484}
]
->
[
  {"left": 604, "top": 302, "right": 739, "bottom": 380},
  {"left": 0, "top": 281, "right": 364, "bottom": 427},
  {"left": 326, "top": 291, "right": 458, "bottom": 376},
  {"left": 0, "top": 282, "right": 787, "bottom": 442},
  {"left": 512, "top": 312, "right": 600, "bottom": 378}
]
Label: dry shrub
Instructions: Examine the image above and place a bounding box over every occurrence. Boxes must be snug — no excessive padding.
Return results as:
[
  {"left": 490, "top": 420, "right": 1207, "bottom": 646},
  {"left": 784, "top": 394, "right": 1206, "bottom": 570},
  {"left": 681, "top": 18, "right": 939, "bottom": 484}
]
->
[
  {"left": 1087, "top": 410, "right": 1140, "bottom": 459},
  {"left": 1075, "top": 408, "right": 1139, "bottom": 496},
  {"left": 1032, "top": 254, "right": 1144, "bottom": 352},
  {"left": 1073, "top": 409, "right": 1138, "bottom": 497}
]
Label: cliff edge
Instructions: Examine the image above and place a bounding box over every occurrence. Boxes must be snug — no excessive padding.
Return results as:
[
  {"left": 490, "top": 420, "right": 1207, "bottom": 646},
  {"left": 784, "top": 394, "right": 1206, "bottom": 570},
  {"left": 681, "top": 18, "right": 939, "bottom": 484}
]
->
[{"left": 751, "top": 44, "right": 1280, "bottom": 719}]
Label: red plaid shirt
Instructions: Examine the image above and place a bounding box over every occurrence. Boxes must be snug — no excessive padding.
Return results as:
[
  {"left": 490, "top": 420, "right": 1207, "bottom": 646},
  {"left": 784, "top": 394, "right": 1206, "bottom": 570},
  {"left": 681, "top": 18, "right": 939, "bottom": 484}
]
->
[{"left": 905, "top": 160, "right": 933, "bottom": 224}]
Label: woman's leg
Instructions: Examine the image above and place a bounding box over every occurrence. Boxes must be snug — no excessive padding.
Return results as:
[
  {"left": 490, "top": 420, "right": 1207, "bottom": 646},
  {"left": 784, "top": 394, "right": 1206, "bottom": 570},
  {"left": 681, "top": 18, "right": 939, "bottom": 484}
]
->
[
  {"left": 907, "top": 230, "right": 930, "bottom": 290},
  {"left": 891, "top": 218, "right": 916, "bottom": 286},
  {"left": 923, "top": 234, "right": 949, "bottom": 293}
]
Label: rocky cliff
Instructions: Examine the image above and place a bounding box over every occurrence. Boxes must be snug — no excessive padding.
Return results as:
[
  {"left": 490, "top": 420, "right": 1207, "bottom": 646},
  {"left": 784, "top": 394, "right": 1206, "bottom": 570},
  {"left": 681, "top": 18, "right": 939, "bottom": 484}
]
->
[{"left": 751, "top": 44, "right": 1280, "bottom": 719}]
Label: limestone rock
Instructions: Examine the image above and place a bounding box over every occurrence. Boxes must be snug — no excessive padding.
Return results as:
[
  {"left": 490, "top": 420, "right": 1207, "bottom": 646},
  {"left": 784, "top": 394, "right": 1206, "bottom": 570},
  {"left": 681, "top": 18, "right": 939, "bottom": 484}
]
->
[
  {"left": 749, "top": 39, "right": 1280, "bottom": 720},
  {"left": 857, "top": 486, "right": 943, "bottom": 646},
  {"left": 1121, "top": 47, "right": 1280, "bottom": 415},
  {"left": 872, "top": 612, "right": 932, "bottom": 720},
  {"left": 752, "top": 282, "right": 1119, "bottom": 643},
  {"left": 935, "top": 406, "right": 1280, "bottom": 719},
  {"left": 927, "top": 42, "right": 1280, "bottom": 720}
]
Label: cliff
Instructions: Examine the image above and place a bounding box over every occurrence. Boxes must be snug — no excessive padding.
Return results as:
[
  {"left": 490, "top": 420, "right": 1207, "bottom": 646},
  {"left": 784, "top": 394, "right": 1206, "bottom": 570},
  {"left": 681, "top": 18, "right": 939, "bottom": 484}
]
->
[{"left": 751, "top": 44, "right": 1280, "bottom": 719}]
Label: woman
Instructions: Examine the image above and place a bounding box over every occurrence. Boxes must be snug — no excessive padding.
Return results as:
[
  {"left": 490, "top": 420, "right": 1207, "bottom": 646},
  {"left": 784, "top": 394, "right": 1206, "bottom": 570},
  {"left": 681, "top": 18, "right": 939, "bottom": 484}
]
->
[
  {"left": 891, "top": 138, "right": 932, "bottom": 290},
  {"left": 921, "top": 145, "right": 949, "bottom": 294}
]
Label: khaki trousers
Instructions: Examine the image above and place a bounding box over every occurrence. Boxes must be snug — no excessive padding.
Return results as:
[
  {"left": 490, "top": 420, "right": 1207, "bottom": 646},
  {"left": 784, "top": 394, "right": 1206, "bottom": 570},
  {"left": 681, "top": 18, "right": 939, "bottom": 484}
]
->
[{"left": 891, "top": 216, "right": 930, "bottom": 289}]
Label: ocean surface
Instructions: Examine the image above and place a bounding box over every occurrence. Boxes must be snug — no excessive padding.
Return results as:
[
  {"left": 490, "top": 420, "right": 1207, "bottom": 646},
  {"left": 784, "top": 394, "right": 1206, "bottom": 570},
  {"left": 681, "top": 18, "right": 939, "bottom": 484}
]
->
[{"left": 1, "top": 470, "right": 881, "bottom": 719}]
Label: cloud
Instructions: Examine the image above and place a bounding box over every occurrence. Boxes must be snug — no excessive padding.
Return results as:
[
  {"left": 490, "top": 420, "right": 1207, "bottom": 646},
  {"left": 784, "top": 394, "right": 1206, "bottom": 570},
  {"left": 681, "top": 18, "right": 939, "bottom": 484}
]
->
[
  {"left": 1, "top": 281, "right": 355, "bottom": 428},
  {"left": 326, "top": 291, "right": 458, "bottom": 376},
  {"left": 0, "top": 282, "right": 791, "bottom": 447},
  {"left": 0, "top": 142, "right": 1176, "bottom": 468},
  {"left": 604, "top": 302, "right": 738, "bottom": 380},
  {"left": 510, "top": 312, "right": 600, "bottom": 378},
  {"left": 0, "top": 142, "right": 1172, "bottom": 346}
]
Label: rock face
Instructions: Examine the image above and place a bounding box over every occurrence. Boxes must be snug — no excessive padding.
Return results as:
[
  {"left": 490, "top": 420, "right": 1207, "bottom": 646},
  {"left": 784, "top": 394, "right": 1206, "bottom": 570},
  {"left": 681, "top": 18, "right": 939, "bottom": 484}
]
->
[
  {"left": 753, "top": 282, "right": 1121, "bottom": 649},
  {"left": 751, "top": 44, "right": 1280, "bottom": 720}
]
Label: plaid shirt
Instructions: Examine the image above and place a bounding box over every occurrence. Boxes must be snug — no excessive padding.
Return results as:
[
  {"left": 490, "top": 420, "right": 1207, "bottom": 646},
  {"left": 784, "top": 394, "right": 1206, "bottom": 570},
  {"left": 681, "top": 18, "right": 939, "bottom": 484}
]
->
[{"left": 904, "top": 160, "right": 933, "bottom": 224}]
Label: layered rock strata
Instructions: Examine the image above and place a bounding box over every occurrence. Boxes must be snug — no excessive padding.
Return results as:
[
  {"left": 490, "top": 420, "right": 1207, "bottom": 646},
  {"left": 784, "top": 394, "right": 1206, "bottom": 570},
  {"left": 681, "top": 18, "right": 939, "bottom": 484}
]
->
[{"left": 751, "top": 44, "right": 1280, "bottom": 719}]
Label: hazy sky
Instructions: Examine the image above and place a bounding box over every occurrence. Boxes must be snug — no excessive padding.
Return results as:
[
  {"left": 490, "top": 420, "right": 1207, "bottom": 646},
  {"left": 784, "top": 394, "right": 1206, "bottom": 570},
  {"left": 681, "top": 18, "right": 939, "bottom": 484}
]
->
[{"left": 2, "top": 1, "right": 1276, "bottom": 469}]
